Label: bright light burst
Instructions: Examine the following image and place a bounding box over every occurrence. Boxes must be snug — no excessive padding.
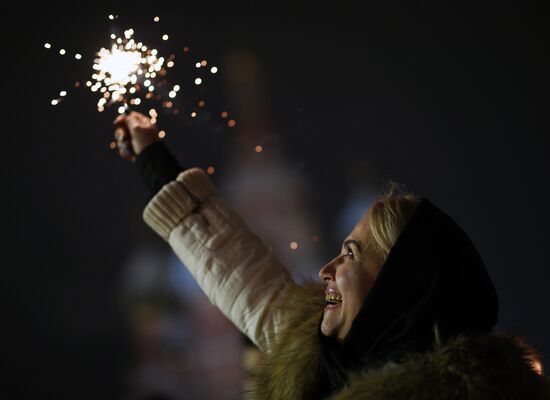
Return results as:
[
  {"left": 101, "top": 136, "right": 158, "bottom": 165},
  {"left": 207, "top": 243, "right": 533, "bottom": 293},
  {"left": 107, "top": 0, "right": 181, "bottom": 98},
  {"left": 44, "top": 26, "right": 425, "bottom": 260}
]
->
[
  {"left": 44, "top": 13, "right": 235, "bottom": 136},
  {"left": 89, "top": 29, "right": 167, "bottom": 112}
]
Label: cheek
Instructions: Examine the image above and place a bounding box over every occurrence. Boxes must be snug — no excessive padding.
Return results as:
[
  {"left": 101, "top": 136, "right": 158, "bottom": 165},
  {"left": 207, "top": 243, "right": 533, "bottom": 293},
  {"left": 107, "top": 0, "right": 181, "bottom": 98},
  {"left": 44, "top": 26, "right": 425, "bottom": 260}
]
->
[{"left": 338, "top": 268, "right": 370, "bottom": 308}]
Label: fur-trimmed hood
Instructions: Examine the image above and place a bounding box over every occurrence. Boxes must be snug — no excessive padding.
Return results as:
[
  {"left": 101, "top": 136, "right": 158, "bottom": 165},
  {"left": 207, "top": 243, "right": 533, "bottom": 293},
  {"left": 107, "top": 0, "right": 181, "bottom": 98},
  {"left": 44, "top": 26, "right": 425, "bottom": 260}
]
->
[{"left": 247, "top": 284, "right": 549, "bottom": 400}]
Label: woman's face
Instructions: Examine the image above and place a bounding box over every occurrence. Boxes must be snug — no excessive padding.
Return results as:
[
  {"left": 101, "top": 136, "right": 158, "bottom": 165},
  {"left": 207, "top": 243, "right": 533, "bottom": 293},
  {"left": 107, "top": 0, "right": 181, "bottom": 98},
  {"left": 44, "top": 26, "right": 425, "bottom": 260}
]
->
[{"left": 318, "top": 211, "right": 384, "bottom": 341}]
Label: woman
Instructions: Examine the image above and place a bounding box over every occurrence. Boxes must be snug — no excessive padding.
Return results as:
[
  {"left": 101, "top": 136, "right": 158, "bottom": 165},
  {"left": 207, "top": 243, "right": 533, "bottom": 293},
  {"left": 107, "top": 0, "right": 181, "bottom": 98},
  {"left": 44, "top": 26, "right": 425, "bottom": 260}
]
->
[{"left": 114, "top": 112, "right": 549, "bottom": 399}]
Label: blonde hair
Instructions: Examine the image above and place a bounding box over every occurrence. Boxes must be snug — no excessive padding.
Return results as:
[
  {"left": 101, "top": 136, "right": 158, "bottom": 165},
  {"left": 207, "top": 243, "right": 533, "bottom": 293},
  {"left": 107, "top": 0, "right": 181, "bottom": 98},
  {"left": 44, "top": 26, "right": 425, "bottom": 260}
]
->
[{"left": 367, "top": 183, "right": 421, "bottom": 260}]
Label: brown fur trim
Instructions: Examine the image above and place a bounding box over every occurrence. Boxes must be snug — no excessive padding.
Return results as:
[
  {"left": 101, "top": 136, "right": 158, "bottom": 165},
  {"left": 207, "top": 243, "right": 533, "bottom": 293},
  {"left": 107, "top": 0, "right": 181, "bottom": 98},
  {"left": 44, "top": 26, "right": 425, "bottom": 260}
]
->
[
  {"left": 331, "top": 333, "right": 550, "bottom": 400},
  {"left": 246, "top": 284, "right": 550, "bottom": 399},
  {"left": 246, "top": 283, "right": 325, "bottom": 400}
]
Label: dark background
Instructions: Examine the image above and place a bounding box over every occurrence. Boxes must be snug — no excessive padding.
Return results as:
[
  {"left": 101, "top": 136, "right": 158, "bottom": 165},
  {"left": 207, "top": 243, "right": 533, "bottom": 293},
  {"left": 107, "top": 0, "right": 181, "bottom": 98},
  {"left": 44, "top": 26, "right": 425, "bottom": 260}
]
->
[{"left": 5, "top": 2, "right": 548, "bottom": 398}]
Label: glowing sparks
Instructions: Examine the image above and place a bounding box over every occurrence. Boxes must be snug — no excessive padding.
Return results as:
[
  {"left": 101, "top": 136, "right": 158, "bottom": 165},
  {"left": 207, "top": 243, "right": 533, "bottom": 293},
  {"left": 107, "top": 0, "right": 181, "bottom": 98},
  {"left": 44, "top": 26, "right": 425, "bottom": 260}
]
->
[
  {"left": 158, "top": 130, "right": 166, "bottom": 138},
  {"left": 45, "top": 15, "right": 230, "bottom": 128},
  {"left": 88, "top": 30, "right": 166, "bottom": 112},
  {"left": 95, "top": 47, "right": 141, "bottom": 84},
  {"left": 290, "top": 242, "right": 299, "bottom": 250},
  {"left": 206, "top": 166, "right": 215, "bottom": 175},
  {"left": 255, "top": 145, "right": 263, "bottom": 153}
]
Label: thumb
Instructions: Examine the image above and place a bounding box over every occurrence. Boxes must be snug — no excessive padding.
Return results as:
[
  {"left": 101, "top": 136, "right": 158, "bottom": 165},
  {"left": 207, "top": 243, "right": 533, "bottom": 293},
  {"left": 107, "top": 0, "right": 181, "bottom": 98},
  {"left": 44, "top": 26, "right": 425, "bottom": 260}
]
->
[{"left": 113, "top": 114, "right": 127, "bottom": 127}]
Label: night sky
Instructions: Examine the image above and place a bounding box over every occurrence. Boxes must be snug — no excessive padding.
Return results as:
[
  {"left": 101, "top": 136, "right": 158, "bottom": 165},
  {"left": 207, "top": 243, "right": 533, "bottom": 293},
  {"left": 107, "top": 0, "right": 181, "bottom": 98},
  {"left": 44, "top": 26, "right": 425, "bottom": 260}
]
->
[{"left": 6, "top": 2, "right": 548, "bottom": 398}]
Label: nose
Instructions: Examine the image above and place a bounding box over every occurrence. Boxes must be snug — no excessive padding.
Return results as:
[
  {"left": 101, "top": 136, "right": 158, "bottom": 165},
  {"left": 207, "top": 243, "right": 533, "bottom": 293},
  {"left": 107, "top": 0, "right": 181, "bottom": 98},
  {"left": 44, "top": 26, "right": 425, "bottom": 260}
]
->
[{"left": 318, "top": 256, "right": 340, "bottom": 282}]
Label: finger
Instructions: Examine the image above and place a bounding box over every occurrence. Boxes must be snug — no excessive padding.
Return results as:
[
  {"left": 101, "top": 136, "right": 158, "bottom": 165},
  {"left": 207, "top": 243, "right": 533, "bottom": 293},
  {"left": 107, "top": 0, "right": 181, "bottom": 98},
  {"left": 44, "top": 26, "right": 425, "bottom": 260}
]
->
[
  {"left": 114, "top": 127, "right": 128, "bottom": 141},
  {"left": 113, "top": 114, "right": 127, "bottom": 127},
  {"left": 127, "top": 117, "right": 141, "bottom": 130},
  {"left": 117, "top": 141, "right": 134, "bottom": 159},
  {"left": 134, "top": 111, "right": 151, "bottom": 125},
  {"left": 118, "top": 146, "right": 131, "bottom": 159}
]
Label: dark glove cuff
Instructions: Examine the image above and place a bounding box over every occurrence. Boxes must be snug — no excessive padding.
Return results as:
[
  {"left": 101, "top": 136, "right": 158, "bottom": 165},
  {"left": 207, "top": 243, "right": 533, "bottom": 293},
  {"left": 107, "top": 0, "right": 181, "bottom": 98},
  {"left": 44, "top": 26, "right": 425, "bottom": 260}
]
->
[{"left": 135, "top": 141, "right": 183, "bottom": 197}]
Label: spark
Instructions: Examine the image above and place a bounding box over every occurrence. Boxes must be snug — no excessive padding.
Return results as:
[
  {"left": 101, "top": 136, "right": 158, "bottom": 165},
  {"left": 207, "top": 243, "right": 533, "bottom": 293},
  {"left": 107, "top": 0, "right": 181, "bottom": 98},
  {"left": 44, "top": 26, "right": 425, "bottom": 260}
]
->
[
  {"left": 290, "top": 242, "right": 299, "bottom": 250},
  {"left": 255, "top": 145, "right": 263, "bottom": 153},
  {"left": 154, "top": 16, "right": 160, "bottom": 22},
  {"left": 228, "top": 119, "right": 236, "bottom": 127},
  {"left": 59, "top": 49, "right": 66, "bottom": 55},
  {"left": 194, "top": 78, "right": 202, "bottom": 85},
  {"left": 210, "top": 66, "right": 218, "bottom": 73},
  {"left": 158, "top": 130, "right": 166, "bottom": 138},
  {"left": 162, "top": 34, "right": 169, "bottom": 41},
  {"left": 206, "top": 166, "right": 215, "bottom": 175},
  {"left": 75, "top": 54, "right": 82, "bottom": 60},
  {"left": 60, "top": 91, "right": 67, "bottom": 96},
  {"left": 169, "top": 91, "right": 176, "bottom": 98},
  {"left": 44, "top": 43, "right": 51, "bottom": 49}
]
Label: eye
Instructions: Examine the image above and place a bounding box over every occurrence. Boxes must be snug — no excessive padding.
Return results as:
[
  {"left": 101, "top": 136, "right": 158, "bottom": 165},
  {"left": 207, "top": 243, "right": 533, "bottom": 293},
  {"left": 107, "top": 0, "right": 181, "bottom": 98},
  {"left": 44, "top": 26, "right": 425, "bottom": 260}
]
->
[{"left": 345, "top": 244, "right": 355, "bottom": 258}]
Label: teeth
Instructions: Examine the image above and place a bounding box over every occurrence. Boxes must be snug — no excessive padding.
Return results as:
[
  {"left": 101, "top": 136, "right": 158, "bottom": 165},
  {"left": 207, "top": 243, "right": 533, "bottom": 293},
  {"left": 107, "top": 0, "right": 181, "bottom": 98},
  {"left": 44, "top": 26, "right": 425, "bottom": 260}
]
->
[{"left": 325, "top": 293, "right": 343, "bottom": 303}]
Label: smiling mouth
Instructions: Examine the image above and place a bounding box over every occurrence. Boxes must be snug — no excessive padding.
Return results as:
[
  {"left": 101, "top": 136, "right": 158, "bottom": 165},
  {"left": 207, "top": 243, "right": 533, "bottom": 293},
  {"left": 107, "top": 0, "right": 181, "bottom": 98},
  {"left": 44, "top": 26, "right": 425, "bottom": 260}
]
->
[{"left": 325, "top": 293, "right": 343, "bottom": 305}]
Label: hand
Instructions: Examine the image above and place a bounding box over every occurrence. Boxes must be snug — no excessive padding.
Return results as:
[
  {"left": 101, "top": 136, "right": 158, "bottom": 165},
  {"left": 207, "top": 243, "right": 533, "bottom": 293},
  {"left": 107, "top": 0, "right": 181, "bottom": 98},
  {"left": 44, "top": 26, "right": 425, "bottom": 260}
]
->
[{"left": 113, "top": 111, "right": 159, "bottom": 161}]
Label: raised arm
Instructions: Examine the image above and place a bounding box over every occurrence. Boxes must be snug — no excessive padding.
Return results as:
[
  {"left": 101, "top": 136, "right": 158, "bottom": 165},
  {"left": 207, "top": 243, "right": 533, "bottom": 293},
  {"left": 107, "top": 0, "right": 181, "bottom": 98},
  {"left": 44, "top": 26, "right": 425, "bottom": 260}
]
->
[{"left": 114, "top": 112, "right": 295, "bottom": 352}]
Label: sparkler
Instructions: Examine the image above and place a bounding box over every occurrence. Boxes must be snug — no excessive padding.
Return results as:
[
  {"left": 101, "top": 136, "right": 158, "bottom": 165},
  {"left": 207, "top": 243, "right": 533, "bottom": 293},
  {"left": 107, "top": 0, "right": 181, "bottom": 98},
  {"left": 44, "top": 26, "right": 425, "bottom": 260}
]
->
[
  {"left": 45, "top": 14, "right": 222, "bottom": 121},
  {"left": 44, "top": 14, "right": 238, "bottom": 162}
]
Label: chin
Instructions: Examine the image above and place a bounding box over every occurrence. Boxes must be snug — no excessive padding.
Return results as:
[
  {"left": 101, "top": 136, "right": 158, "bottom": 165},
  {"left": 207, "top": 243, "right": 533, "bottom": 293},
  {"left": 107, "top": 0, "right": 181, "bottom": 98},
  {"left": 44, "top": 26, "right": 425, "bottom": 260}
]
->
[{"left": 320, "top": 321, "right": 332, "bottom": 337}]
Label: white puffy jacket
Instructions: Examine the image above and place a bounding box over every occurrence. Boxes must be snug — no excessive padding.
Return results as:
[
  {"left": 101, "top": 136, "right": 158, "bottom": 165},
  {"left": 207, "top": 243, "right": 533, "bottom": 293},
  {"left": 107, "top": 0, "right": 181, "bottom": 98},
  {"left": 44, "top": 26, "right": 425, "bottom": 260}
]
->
[{"left": 143, "top": 167, "right": 295, "bottom": 353}]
